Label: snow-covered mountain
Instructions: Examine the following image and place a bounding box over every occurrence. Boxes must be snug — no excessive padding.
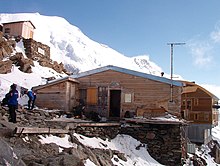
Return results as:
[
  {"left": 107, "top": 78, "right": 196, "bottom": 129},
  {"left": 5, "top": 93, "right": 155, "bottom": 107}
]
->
[{"left": 0, "top": 13, "right": 164, "bottom": 76}]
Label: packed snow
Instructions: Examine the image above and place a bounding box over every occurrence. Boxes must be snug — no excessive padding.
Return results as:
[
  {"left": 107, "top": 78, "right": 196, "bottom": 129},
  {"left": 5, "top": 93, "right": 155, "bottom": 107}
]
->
[{"left": 39, "top": 134, "right": 164, "bottom": 166}]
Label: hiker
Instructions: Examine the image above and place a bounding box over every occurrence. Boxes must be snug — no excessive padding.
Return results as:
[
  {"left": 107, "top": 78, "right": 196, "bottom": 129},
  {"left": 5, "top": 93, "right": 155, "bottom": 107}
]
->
[
  {"left": 25, "top": 88, "right": 36, "bottom": 110},
  {"left": 8, "top": 84, "right": 19, "bottom": 123}
]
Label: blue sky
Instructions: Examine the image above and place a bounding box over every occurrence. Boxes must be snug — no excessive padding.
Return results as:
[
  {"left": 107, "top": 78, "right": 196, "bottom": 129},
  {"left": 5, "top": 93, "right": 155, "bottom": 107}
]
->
[{"left": 2, "top": 0, "right": 220, "bottom": 94}]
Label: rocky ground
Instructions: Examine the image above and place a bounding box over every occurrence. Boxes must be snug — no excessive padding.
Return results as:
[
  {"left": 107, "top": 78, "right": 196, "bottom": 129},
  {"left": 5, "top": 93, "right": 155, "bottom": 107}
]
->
[{"left": 0, "top": 105, "right": 127, "bottom": 166}]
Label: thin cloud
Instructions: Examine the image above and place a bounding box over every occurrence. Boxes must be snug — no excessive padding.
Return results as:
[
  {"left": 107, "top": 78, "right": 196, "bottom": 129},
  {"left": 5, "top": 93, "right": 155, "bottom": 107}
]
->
[
  {"left": 210, "top": 30, "right": 220, "bottom": 43},
  {"left": 210, "top": 21, "right": 220, "bottom": 43},
  {"left": 188, "top": 21, "right": 220, "bottom": 68},
  {"left": 188, "top": 41, "right": 213, "bottom": 67}
]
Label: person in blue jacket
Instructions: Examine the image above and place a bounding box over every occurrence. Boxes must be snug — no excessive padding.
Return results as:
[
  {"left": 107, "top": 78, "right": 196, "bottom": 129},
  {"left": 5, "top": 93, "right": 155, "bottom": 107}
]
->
[
  {"left": 8, "top": 84, "right": 19, "bottom": 123},
  {"left": 25, "top": 89, "right": 36, "bottom": 110}
]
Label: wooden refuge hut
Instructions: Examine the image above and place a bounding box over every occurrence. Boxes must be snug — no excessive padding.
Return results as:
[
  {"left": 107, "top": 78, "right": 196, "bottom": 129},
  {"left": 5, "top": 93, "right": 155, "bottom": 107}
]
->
[
  {"left": 2, "top": 20, "right": 35, "bottom": 39},
  {"left": 33, "top": 77, "right": 79, "bottom": 112},
  {"left": 71, "top": 65, "right": 183, "bottom": 119},
  {"left": 181, "top": 81, "right": 219, "bottom": 144}
]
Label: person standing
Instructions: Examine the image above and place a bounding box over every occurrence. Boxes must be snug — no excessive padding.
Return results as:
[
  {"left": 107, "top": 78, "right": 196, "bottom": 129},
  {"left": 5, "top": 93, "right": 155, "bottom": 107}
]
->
[
  {"left": 31, "top": 89, "right": 36, "bottom": 110},
  {"left": 8, "top": 84, "right": 19, "bottom": 123}
]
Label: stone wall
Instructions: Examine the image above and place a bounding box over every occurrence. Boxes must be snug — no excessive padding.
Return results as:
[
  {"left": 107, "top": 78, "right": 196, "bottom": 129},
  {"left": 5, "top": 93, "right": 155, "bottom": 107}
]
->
[
  {"left": 23, "top": 38, "right": 50, "bottom": 60},
  {"left": 22, "top": 38, "right": 66, "bottom": 74},
  {"left": 120, "top": 122, "right": 186, "bottom": 166},
  {"left": 74, "top": 124, "right": 120, "bottom": 140},
  {"left": 73, "top": 122, "right": 186, "bottom": 166}
]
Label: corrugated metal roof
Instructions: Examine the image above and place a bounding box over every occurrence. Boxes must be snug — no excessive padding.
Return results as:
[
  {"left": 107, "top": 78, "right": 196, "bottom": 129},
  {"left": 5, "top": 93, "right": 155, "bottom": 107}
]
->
[
  {"left": 71, "top": 65, "right": 183, "bottom": 86},
  {"left": 33, "top": 77, "right": 79, "bottom": 90},
  {"left": 181, "top": 80, "right": 219, "bottom": 100},
  {"left": 182, "top": 86, "right": 198, "bottom": 93}
]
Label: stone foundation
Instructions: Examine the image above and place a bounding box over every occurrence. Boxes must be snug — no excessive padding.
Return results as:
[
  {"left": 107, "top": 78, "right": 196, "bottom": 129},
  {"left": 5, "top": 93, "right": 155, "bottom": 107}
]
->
[
  {"left": 74, "top": 121, "right": 186, "bottom": 166},
  {"left": 74, "top": 123, "right": 120, "bottom": 140},
  {"left": 120, "top": 123, "right": 186, "bottom": 166}
]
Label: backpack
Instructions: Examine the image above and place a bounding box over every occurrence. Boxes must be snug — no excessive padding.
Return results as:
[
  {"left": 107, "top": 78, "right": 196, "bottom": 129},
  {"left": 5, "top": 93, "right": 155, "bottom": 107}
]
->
[{"left": 1, "top": 93, "right": 10, "bottom": 106}]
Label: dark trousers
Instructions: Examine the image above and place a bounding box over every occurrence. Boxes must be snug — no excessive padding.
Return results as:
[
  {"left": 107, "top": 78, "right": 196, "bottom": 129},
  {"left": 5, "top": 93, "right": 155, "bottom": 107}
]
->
[
  {"left": 28, "top": 99, "right": 32, "bottom": 109},
  {"left": 8, "top": 105, "right": 17, "bottom": 123}
]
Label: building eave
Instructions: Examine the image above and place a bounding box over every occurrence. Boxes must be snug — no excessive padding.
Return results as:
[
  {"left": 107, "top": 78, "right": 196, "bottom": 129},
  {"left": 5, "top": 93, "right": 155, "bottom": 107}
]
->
[
  {"left": 33, "top": 76, "right": 79, "bottom": 90},
  {"left": 71, "top": 65, "right": 183, "bottom": 87},
  {"left": 2, "top": 20, "right": 36, "bottom": 29}
]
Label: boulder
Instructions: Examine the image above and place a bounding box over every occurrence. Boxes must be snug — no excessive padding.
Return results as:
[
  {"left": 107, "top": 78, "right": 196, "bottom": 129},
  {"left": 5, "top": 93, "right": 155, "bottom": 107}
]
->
[
  {"left": 0, "top": 60, "right": 12, "bottom": 74},
  {"left": 52, "top": 61, "right": 64, "bottom": 73},
  {"left": 10, "top": 52, "right": 34, "bottom": 73},
  {"left": 0, "top": 138, "right": 26, "bottom": 166}
]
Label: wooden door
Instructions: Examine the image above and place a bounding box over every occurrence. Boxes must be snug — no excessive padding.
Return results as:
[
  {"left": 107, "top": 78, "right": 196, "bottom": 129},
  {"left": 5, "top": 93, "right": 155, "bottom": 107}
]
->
[{"left": 109, "top": 90, "right": 121, "bottom": 117}]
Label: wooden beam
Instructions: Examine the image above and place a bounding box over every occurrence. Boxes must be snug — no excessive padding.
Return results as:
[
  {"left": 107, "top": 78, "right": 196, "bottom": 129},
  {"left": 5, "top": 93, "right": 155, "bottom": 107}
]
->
[
  {"left": 77, "top": 122, "right": 120, "bottom": 127},
  {"left": 124, "top": 118, "right": 186, "bottom": 125},
  {"left": 15, "top": 127, "right": 69, "bottom": 134}
]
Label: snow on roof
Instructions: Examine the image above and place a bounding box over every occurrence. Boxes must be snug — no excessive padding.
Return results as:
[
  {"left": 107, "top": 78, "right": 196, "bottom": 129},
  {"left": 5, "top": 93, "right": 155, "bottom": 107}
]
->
[{"left": 71, "top": 65, "right": 183, "bottom": 87}]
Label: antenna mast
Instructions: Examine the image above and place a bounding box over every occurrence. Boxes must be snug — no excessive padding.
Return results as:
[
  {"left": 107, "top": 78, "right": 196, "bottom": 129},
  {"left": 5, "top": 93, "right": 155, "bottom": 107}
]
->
[{"left": 167, "top": 42, "right": 185, "bottom": 102}]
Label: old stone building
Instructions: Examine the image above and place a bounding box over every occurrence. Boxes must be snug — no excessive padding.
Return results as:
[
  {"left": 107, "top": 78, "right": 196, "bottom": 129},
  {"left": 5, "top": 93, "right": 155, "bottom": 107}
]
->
[{"left": 23, "top": 38, "right": 50, "bottom": 60}]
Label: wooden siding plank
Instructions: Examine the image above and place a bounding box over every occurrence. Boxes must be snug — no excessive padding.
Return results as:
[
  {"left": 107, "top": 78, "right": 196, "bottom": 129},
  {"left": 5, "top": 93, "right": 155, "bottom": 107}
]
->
[
  {"left": 77, "top": 70, "right": 182, "bottom": 117},
  {"left": 15, "top": 127, "right": 69, "bottom": 134}
]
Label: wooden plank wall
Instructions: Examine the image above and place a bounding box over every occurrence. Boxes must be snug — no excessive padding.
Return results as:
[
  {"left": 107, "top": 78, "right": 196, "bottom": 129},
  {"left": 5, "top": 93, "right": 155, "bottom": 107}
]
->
[
  {"left": 35, "top": 82, "right": 67, "bottom": 110},
  {"left": 66, "top": 81, "right": 79, "bottom": 111},
  {"left": 181, "top": 88, "right": 214, "bottom": 124},
  {"left": 77, "top": 70, "right": 182, "bottom": 117}
]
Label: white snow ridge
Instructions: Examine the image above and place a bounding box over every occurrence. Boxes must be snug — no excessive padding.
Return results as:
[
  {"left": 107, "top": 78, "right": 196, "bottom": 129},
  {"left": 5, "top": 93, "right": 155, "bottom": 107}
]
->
[{"left": 0, "top": 12, "right": 163, "bottom": 75}]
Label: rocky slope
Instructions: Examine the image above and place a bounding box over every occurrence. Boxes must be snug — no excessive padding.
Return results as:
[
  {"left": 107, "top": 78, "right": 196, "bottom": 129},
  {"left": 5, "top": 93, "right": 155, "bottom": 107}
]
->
[
  {"left": 0, "top": 34, "right": 67, "bottom": 76},
  {"left": 0, "top": 104, "right": 127, "bottom": 166}
]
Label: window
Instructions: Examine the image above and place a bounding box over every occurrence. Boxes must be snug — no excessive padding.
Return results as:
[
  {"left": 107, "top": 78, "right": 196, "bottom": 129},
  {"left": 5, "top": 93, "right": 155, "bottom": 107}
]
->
[
  {"left": 87, "top": 87, "right": 97, "bottom": 105},
  {"left": 4, "top": 28, "right": 10, "bottom": 34},
  {"left": 30, "top": 30, "right": 34, "bottom": 38},
  {"left": 79, "top": 89, "right": 87, "bottom": 103},
  {"left": 187, "top": 99, "right": 192, "bottom": 110},
  {"left": 194, "top": 98, "right": 199, "bottom": 106},
  {"left": 125, "top": 93, "right": 132, "bottom": 103},
  {"left": 182, "top": 99, "right": 186, "bottom": 106},
  {"left": 194, "top": 113, "right": 198, "bottom": 120},
  {"left": 38, "top": 47, "right": 45, "bottom": 55},
  {"left": 204, "top": 113, "right": 209, "bottom": 121}
]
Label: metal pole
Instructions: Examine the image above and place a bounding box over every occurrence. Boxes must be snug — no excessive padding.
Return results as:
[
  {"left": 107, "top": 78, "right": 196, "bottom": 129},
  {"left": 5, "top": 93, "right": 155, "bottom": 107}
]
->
[
  {"left": 167, "top": 42, "right": 185, "bottom": 102},
  {"left": 170, "top": 44, "right": 174, "bottom": 102}
]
